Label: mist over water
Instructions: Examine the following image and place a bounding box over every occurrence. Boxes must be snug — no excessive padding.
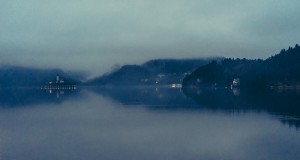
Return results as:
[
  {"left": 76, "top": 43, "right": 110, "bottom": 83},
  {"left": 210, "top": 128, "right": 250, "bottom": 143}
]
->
[
  {"left": 2, "top": 0, "right": 300, "bottom": 159},
  {"left": 0, "top": 87, "right": 299, "bottom": 160}
]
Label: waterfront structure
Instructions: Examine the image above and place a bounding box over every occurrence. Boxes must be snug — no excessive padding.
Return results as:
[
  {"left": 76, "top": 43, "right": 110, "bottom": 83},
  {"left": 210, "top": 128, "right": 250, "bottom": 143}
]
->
[
  {"left": 232, "top": 78, "right": 240, "bottom": 87},
  {"left": 41, "top": 74, "right": 77, "bottom": 90}
]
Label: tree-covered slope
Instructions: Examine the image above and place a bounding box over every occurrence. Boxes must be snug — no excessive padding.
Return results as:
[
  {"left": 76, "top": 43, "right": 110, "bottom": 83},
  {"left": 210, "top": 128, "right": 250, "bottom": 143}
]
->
[
  {"left": 183, "top": 44, "right": 300, "bottom": 88},
  {"left": 87, "top": 58, "right": 221, "bottom": 86}
]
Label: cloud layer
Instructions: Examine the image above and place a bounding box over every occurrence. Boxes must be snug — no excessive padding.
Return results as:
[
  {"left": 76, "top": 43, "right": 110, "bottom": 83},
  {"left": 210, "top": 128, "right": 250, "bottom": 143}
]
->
[{"left": 1, "top": 0, "right": 300, "bottom": 75}]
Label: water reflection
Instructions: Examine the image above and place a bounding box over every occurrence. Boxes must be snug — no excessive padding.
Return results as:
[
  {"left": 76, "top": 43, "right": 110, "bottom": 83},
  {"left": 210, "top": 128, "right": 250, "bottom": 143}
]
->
[
  {"left": 88, "top": 86, "right": 196, "bottom": 108},
  {"left": 182, "top": 87, "right": 300, "bottom": 115},
  {"left": 183, "top": 87, "right": 300, "bottom": 129},
  {"left": 42, "top": 88, "right": 78, "bottom": 99},
  {"left": 1, "top": 86, "right": 300, "bottom": 129},
  {"left": 0, "top": 90, "right": 299, "bottom": 160},
  {"left": 88, "top": 86, "right": 300, "bottom": 130},
  {"left": 0, "top": 87, "right": 80, "bottom": 107},
  {"left": 280, "top": 116, "right": 300, "bottom": 129},
  {"left": 0, "top": 87, "right": 299, "bottom": 160}
]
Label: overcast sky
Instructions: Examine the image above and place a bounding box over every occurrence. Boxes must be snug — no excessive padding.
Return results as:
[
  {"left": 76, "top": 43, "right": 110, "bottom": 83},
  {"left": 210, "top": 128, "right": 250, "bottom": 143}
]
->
[{"left": 1, "top": 0, "right": 300, "bottom": 76}]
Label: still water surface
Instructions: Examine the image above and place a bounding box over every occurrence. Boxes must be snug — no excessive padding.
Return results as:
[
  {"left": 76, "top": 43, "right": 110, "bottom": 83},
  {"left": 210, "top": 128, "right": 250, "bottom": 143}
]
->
[{"left": 0, "top": 87, "right": 299, "bottom": 160}]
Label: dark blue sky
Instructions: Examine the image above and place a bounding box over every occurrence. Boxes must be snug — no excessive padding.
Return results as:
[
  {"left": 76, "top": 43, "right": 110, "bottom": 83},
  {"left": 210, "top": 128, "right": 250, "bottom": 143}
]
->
[{"left": 1, "top": 0, "right": 300, "bottom": 76}]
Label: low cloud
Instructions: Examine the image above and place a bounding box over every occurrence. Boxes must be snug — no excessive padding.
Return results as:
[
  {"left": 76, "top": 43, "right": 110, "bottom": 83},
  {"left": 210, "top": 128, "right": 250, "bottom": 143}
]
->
[{"left": 1, "top": 0, "right": 300, "bottom": 76}]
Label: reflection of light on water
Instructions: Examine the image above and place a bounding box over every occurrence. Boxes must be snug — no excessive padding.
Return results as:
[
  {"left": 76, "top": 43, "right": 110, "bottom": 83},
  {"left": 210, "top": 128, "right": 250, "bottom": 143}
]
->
[
  {"left": 56, "top": 91, "right": 59, "bottom": 99},
  {"left": 232, "top": 88, "right": 240, "bottom": 96},
  {"left": 42, "top": 88, "right": 77, "bottom": 100},
  {"left": 170, "top": 84, "right": 182, "bottom": 88}
]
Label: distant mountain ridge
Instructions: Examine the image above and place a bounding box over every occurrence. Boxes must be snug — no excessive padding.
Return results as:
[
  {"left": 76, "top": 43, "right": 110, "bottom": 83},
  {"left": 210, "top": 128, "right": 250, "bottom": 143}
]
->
[
  {"left": 182, "top": 44, "right": 300, "bottom": 88},
  {"left": 2, "top": 44, "right": 299, "bottom": 88},
  {"left": 87, "top": 58, "right": 222, "bottom": 86}
]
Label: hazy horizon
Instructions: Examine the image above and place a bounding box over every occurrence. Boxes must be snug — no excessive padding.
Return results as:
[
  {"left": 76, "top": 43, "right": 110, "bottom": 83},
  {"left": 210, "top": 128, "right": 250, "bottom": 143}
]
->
[{"left": 1, "top": 0, "right": 300, "bottom": 76}]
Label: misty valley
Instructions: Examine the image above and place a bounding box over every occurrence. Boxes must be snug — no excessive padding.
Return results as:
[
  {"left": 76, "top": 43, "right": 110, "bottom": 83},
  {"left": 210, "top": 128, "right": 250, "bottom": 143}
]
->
[
  {"left": 0, "top": 45, "right": 300, "bottom": 160},
  {"left": 2, "top": 0, "right": 300, "bottom": 159}
]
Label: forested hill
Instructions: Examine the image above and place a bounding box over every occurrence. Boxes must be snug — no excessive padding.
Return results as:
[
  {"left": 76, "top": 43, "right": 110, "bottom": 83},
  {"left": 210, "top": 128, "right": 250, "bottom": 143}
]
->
[
  {"left": 182, "top": 44, "right": 300, "bottom": 88},
  {"left": 87, "top": 58, "right": 221, "bottom": 86},
  {"left": 0, "top": 66, "right": 82, "bottom": 87}
]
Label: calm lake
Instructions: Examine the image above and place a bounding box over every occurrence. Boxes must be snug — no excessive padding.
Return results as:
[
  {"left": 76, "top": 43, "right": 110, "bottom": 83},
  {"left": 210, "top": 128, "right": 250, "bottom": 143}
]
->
[{"left": 0, "top": 87, "right": 299, "bottom": 160}]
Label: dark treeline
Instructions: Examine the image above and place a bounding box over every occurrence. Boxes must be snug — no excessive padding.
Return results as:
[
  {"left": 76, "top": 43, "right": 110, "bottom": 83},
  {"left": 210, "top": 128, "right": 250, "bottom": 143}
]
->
[{"left": 183, "top": 44, "right": 300, "bottom": 88}]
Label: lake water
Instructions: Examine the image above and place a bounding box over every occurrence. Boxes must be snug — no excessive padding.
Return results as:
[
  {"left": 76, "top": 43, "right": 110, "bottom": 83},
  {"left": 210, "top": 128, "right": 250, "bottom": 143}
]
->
[{"left": 0, "top": 87, "right": 299, "bottom": 160}]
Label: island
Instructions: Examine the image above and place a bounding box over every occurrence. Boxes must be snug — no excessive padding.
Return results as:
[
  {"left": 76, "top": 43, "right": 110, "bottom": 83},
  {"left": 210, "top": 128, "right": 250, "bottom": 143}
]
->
[{"left": 41, "top": 74, "right": 77, "bottom": 90}]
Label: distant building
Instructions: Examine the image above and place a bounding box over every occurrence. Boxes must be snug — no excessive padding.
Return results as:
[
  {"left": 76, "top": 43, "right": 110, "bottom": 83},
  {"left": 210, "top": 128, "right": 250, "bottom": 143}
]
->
[
  {"left": 232, "top": 78, "right": 240, "bottom": 87},
  {"left": 41, "top": 74, "right": 77, "bottom": 90}
]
